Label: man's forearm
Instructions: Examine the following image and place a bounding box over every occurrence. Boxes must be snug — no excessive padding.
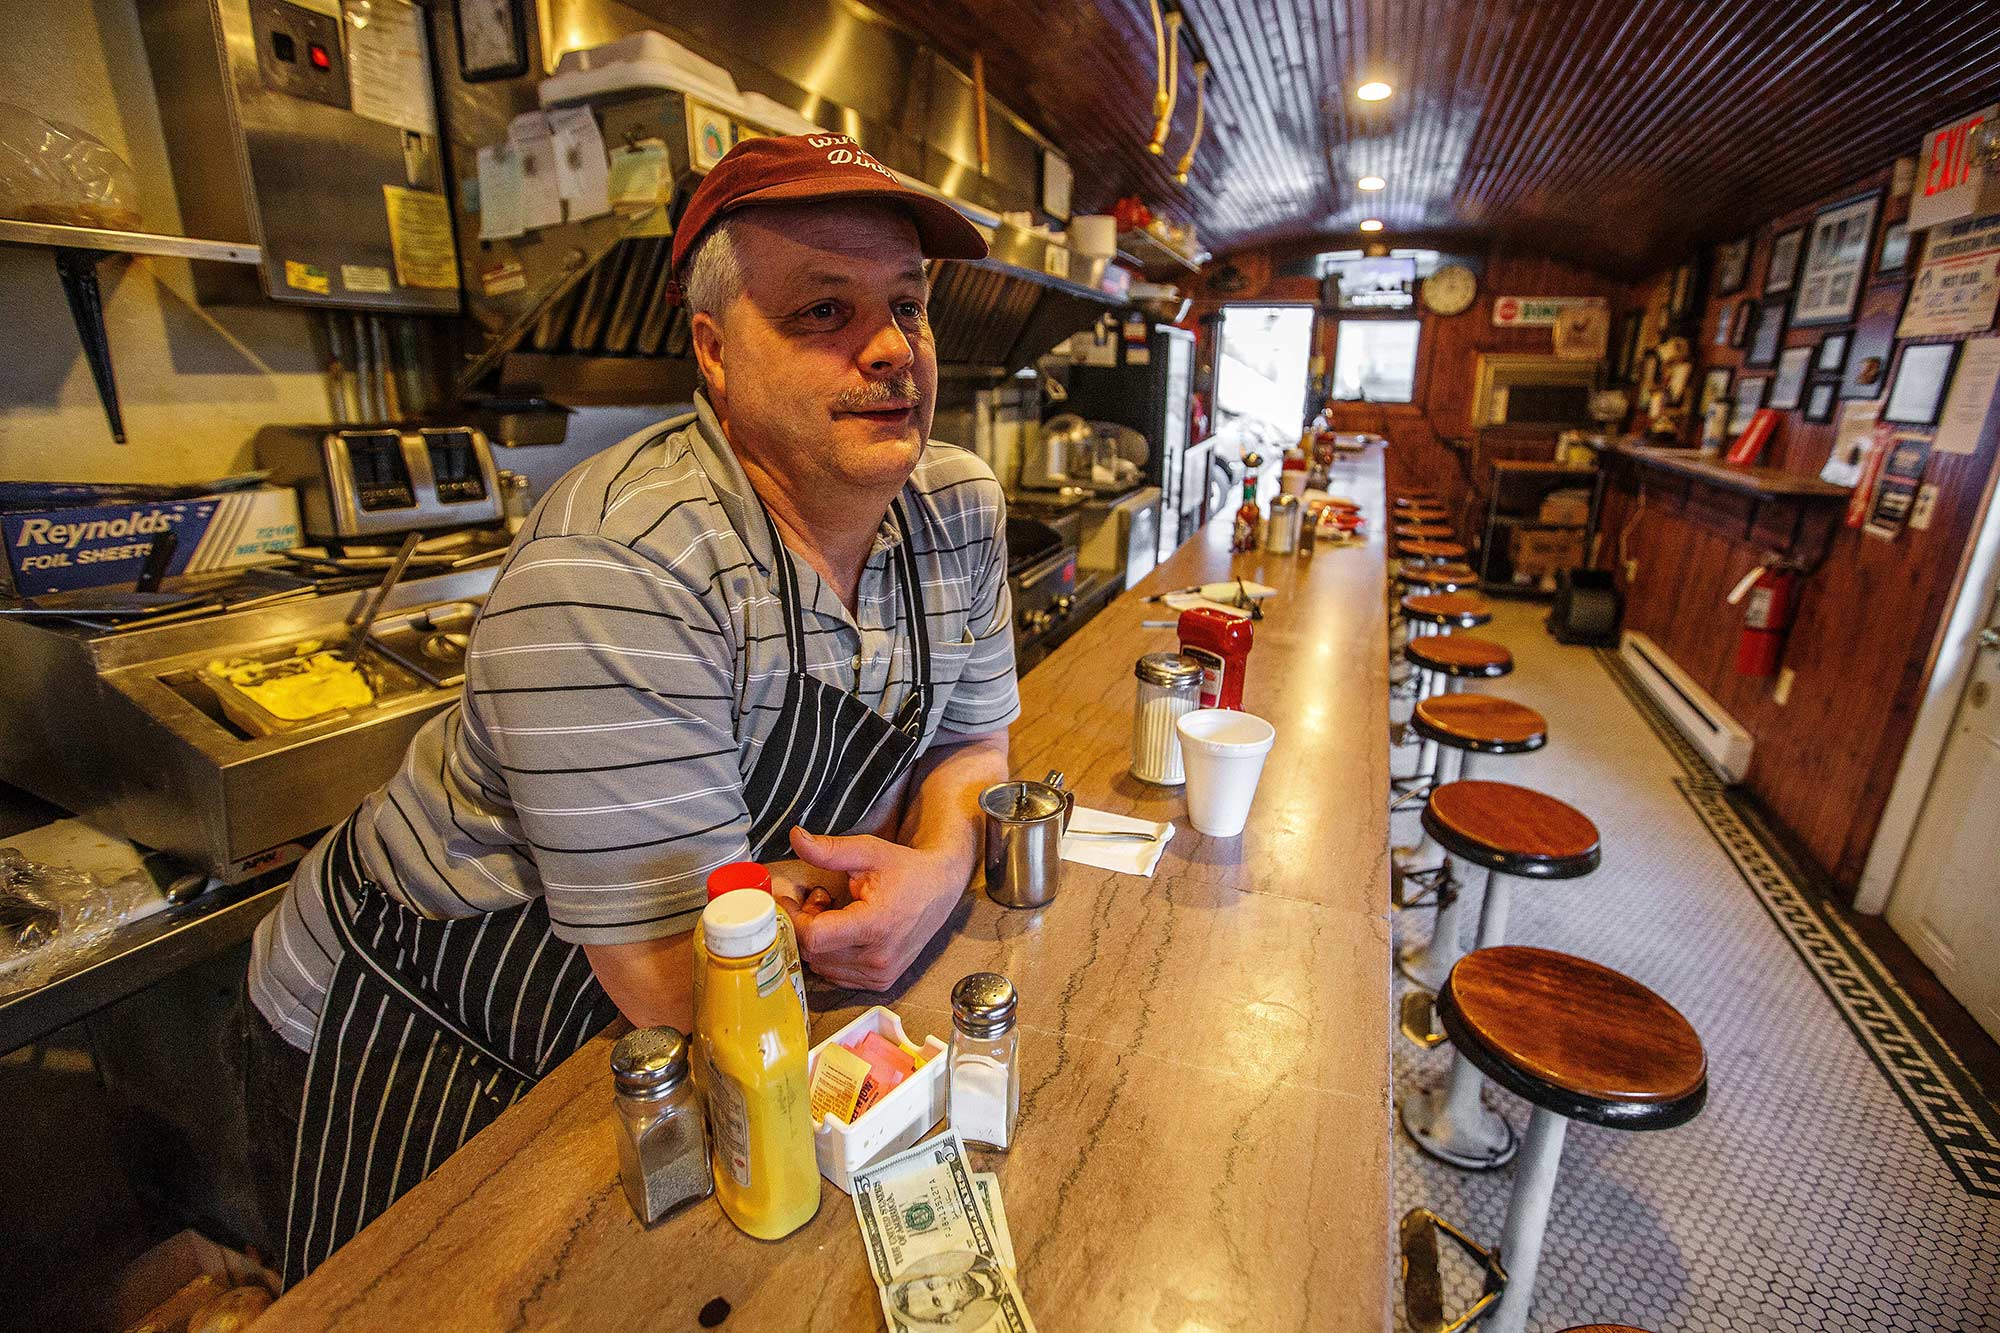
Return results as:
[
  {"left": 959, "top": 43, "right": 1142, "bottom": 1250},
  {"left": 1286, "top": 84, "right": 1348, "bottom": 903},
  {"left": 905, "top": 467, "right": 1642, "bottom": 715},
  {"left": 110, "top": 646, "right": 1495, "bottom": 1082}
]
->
[{"left": 897, "top": 730, "right": 1011, "bottom": 880}]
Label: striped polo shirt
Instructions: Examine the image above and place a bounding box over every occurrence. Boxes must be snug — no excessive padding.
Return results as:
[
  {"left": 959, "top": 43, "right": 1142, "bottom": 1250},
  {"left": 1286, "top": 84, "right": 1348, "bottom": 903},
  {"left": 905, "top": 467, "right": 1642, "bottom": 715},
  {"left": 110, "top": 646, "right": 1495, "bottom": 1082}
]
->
[{"left": 249, "top": 397, "right": 1018, "bottom": 1049}]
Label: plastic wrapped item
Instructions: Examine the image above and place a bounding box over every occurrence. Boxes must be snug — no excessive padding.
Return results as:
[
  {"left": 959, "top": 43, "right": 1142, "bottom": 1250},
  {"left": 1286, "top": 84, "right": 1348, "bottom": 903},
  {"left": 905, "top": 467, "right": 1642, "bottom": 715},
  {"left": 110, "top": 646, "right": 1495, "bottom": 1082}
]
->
[
  {"left": 0, "top": 102, "right": 142, "bottom": 231},
  {"left": 0, "top": 845, "right": 164, "bottom": 999}
]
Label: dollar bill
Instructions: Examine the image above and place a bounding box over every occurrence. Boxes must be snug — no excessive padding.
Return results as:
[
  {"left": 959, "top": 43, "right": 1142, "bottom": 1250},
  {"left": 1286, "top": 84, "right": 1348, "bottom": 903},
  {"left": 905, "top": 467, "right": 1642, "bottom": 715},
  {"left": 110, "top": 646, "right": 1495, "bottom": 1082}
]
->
[
  {"left": 971, "top": 1173, "right": 1016, "bottom": 1275},
  {"left": 851, "top": 1133, "right": 1036, "bottom": 1332}
]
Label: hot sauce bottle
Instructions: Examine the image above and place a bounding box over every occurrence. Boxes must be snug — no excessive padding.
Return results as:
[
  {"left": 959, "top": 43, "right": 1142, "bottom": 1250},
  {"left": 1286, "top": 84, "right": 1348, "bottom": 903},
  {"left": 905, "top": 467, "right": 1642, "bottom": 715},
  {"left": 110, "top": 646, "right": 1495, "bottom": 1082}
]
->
[{"left": 1232, "top": 453, "right": 1265, "bottom": 553}]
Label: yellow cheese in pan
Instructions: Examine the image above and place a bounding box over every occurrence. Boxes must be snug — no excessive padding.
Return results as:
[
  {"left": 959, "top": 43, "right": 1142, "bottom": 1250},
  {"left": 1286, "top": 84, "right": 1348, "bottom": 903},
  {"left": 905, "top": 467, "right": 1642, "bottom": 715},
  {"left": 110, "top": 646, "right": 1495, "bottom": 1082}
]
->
[{"left": 208, "top": 649, "right": 375, "bottom": 722}]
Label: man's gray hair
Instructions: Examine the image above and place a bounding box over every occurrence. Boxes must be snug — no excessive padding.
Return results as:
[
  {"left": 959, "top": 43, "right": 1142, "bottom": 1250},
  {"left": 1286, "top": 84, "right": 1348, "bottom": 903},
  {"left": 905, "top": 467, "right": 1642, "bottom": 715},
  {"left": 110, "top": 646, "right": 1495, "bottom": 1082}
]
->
[{"left": 683, "top": 218, "right": 744, "bottom": 319}]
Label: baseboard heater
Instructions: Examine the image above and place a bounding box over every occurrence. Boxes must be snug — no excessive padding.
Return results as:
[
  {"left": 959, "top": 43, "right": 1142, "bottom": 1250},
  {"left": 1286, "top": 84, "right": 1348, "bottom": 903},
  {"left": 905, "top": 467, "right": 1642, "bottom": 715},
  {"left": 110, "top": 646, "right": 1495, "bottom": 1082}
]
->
[{"left": 1618, "top": 631, "right": 1754, "bottom": 782}]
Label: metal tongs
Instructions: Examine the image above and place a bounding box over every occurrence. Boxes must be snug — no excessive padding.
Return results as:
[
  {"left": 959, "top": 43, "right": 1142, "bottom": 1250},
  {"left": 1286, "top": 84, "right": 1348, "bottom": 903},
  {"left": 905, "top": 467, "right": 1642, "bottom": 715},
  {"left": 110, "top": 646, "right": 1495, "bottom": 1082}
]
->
[{"left": 343, "top": 532, "right": 423, "bottom": 662}]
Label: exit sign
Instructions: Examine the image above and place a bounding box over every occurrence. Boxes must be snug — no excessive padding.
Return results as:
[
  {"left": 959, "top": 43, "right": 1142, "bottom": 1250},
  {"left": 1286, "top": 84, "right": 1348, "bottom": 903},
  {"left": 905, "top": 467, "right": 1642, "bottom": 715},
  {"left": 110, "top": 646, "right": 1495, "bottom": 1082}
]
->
[{"left": 1911, "top": 104, "right": 1999, "bottom": 231}]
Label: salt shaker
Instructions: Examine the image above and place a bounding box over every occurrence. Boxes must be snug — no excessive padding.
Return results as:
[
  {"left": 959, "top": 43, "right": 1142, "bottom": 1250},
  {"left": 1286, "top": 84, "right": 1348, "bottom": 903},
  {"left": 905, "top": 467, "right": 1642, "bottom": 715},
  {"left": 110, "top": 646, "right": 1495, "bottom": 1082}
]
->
[
  {"left": 611, "top": 1026, "right": 712, "bottom": 1224},
  {"left": 949, "top": 973, "right": 1020, "bottom": 1151},
  {"left": 1265, "top": 493, "right": 1302, "bottom": 554},
  {"left": 1132, "top": 652, "right": 1201, "bottom": 785}
]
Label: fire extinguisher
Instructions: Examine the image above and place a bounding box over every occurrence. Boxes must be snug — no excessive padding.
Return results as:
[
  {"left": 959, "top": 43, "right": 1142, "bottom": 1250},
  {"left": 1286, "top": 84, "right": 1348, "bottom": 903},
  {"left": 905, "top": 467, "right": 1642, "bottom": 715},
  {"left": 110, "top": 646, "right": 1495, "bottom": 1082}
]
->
[{"left": 1728, "top": 561, "right": 1799, "bottom": 677}]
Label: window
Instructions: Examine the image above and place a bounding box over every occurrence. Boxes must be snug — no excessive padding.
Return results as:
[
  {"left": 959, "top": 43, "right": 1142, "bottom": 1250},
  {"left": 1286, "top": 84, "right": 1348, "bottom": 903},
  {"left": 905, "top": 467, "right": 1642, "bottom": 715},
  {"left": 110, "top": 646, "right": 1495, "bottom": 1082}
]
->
[
  {"left": 1214, "top": 305, "right": 1317, "bottom": 438},
  {"left": 1331, "top": 320, "right": 1421, "bottom": 403}
]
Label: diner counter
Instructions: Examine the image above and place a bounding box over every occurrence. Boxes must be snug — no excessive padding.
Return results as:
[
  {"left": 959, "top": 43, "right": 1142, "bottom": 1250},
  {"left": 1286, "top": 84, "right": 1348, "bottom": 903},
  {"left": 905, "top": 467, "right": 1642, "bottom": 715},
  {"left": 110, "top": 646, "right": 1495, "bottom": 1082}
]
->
[{"left": 264, "top": 443, "right": 1393, "bottom": 1332}]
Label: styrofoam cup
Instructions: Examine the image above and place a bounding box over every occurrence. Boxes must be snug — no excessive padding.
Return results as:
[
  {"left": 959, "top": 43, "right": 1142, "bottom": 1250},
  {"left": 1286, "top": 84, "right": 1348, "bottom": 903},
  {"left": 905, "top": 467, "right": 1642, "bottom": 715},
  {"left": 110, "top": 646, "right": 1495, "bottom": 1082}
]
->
[{"left": 1175, "top": 709, "right": 1277, "bottom": 837}]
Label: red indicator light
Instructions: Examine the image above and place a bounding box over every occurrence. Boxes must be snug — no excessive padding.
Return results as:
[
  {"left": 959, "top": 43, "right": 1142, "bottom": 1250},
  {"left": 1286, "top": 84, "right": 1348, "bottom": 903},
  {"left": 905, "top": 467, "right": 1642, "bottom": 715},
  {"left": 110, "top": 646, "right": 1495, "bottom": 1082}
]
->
[{"left": 308, "top": 42, "right": 331, "bottom": 70}]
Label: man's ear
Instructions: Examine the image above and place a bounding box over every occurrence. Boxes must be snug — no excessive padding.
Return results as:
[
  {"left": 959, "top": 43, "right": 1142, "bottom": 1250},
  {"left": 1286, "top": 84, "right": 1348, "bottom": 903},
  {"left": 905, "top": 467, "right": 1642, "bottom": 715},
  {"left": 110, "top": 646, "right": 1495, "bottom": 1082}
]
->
[{"left": 690, "top": 311, "right": 726, "bottom": 402}]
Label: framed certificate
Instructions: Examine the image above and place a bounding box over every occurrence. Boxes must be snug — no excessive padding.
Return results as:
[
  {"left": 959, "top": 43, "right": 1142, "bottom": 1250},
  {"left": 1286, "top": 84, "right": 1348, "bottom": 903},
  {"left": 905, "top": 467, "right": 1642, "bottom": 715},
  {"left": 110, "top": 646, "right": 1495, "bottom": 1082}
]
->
[{"left": 1792, "top": 191, "right": 1882, "bottom": 327}]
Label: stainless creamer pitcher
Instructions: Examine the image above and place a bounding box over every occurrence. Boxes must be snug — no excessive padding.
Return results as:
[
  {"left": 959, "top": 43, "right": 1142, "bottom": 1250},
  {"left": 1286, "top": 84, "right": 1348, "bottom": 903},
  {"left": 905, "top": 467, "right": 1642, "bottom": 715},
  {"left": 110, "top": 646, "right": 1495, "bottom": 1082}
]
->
[{"left": 980, "top": 770, "right": 1072, "bottom": 909}]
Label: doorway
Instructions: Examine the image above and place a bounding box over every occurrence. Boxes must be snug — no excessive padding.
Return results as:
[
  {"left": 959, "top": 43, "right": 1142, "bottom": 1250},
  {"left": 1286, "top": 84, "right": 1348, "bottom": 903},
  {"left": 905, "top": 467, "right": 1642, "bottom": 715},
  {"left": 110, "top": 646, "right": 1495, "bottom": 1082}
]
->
[
  {"left": 1885, "top": 583, "right": 2000, "bottom": 1041},
  {"left": 1212, "top": 304, "right": 1315, "bottom": 453}
]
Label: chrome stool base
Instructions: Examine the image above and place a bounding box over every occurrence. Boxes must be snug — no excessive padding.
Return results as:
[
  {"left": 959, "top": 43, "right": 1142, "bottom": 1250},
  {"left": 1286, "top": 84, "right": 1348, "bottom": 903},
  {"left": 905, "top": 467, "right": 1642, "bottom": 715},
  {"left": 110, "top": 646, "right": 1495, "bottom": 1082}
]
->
[{"left": 1401, "top": 1072, "right": 1521, "bottom": 1171}]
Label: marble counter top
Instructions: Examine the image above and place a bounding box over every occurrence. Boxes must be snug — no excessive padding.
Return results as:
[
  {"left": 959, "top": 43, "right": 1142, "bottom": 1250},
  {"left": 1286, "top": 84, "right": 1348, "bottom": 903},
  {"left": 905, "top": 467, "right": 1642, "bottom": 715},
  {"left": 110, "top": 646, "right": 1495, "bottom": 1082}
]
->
[{"left": 264, "top": 446, "right": 1393, "bottom": 1332}]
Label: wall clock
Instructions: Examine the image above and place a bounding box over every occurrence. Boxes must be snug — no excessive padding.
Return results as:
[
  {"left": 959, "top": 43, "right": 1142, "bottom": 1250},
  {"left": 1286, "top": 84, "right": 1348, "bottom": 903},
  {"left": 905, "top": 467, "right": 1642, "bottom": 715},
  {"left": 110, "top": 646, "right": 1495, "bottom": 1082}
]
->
[{"left": 1422, "top": 263, "right": 1477, "bottom": 316}]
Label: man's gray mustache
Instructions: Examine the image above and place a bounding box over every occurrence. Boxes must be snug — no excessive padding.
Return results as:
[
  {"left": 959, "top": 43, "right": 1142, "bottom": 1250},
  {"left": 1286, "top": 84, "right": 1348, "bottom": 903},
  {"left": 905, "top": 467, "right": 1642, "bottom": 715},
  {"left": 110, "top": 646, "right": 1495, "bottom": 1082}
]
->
[{"left": 834, "top": 376, "right": 923, "bottom": 411}]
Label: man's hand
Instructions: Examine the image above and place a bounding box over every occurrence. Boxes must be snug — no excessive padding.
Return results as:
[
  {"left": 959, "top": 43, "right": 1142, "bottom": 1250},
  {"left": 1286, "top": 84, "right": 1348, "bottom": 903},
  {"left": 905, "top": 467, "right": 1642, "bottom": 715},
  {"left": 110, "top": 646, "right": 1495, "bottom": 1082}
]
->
[{"left": 787, "top": 828, "right": 964, "bottom": 991}]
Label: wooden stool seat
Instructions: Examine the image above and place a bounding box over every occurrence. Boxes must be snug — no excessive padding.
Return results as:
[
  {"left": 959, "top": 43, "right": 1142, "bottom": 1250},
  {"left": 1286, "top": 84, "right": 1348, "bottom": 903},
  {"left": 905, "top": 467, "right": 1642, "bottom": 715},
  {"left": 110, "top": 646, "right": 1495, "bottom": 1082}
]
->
[
  {"left": 1401, "top": 592, "right": 1491, "bottom": 628},
  {"left": 1401, "top": 565, "right": 1479, "bottom": 593},
  {"left": 1394, "top": 491, "right": 1439, "bottom": 504},
  {"left": 1404, "top": 634, "right": 1512, "bottom": 678},
  {"left": 1399, "top": 510, "right": 1450, "bottom": 525},
  {"left": 1394, "top": 522, "right": 1455, "bottom": 539},
  {"left": 1400, "top": 539, "right": 1469, "bottom": 560},
  {"left": 1421, "top": 780, "right": 1599, "bottom": 878},
  {"left": 1413, "top": 695, "right": 1547, "bottom": 753},
  {"left": 1439, "top": 946, "right": 1708, "bottom": 1131}
]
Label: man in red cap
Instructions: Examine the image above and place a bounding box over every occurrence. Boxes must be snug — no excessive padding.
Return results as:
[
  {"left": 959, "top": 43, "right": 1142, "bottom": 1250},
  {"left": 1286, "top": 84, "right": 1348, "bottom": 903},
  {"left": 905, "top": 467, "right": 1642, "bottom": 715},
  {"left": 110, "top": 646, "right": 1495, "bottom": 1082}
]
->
[{"left": 241, "top": 133, "right": 1019, "bottom": 1281}]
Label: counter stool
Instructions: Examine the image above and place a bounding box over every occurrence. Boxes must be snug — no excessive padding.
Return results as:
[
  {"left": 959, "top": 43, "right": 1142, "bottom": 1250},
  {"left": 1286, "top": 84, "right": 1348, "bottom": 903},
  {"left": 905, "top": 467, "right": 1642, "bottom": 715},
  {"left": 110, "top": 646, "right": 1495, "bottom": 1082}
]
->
[
  {"left": 1398, "top": 783, "right": 1600, "bottom": 1168},
  {"left": 1394, "top": 491, "right": 1439, "bottom": 506},
  {"left": 1398, "top": 538, "right": 1469, "bottom": 565},
  {"left": 1400, "top": 592, "right": 1491, "bottom": 637},
  {"left": 1393, "top": 637, "right": 1514, "bottom": 804},
  {"left": 1401, "top": 947, "right": 1706, "bottom": 1333},
  {"left": 1400, "top": 564, "right": 1479, "bottom": 594},
  {"left": 1392, "top": 695, "right": 1546, "bottom": 910}
]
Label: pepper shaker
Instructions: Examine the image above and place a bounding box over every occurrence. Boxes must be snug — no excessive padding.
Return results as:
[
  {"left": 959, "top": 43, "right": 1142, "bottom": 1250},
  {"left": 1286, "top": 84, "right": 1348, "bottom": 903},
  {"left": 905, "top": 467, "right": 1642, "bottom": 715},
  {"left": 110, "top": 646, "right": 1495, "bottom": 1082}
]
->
[
  {"left": 611, "top": 1027, "right": 713, "bottom": 1224},
  {"left": 948, "top": 973, "right": 1020, "bottom": 1150}
]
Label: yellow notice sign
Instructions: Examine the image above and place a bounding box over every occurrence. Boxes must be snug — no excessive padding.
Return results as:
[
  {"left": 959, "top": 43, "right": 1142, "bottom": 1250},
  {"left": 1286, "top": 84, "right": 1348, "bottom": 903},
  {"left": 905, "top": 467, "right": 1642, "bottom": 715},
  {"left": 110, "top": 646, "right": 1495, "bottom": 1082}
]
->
[
  {"left": 282, "top": 260, "right": 330, "bottom": 295},
  {"left": 381, "top": 185, "right": 459, "bottom": 290}
]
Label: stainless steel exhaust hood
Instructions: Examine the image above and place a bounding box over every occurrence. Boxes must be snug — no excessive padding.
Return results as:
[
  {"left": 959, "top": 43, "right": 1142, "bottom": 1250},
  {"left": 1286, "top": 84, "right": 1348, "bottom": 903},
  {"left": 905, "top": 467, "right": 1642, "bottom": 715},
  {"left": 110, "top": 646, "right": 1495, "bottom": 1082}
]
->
[{"left": 433, "top": 0, "right": 1120, "bottom": 406}]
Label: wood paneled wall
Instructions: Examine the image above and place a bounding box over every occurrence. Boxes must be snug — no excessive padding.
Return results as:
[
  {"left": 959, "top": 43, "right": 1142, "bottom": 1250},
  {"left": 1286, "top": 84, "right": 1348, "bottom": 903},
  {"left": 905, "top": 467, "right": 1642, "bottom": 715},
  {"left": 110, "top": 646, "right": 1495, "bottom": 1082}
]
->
[
  {"left": 1187, "top": 247, "right": 1625, "bottom": 537},
  {"left": 1599, "top": 168, "right": 2000, "bottom": 893}
]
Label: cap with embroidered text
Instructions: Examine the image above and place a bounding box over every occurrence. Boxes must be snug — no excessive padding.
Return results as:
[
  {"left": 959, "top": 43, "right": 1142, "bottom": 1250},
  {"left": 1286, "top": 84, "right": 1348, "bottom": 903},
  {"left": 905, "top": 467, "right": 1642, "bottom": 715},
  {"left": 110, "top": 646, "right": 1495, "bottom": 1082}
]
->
[{"left": 669, "top": 133, "right": 988, "bottom": 281}]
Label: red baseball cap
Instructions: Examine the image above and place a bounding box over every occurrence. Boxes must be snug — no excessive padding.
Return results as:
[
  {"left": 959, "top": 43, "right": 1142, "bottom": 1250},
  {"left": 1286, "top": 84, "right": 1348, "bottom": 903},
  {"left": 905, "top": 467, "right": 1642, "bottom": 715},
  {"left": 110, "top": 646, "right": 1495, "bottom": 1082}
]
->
[{"left": 669, "top": 133, "right": 989, "bottom": 279}]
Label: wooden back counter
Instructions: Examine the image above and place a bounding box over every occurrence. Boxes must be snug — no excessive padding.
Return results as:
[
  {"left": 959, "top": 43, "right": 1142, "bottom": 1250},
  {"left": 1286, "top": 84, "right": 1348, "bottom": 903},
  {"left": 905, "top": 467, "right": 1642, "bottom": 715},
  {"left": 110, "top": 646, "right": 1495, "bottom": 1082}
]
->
[{"left": 265, "top": 445, "right": 1392, "bottom": 1331}]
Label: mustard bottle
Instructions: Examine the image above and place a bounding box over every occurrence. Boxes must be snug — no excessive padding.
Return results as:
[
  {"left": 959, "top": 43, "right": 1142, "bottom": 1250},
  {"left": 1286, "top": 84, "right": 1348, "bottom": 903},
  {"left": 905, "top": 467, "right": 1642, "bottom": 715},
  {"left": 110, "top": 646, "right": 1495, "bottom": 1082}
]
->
[
  {"left": 696, "top": 889, "right": 820, "bottom": 1239},
  {"left": 692, "top": 863, "right": 807, "bottom": 1028}
]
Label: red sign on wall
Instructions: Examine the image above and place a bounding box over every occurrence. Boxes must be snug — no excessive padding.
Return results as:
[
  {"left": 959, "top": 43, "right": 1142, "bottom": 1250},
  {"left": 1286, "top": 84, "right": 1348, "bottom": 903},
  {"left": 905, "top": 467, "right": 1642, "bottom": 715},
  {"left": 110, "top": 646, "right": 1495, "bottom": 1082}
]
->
[{"left": 1910, "top": 104, "right": 1998, "bottom": 231}]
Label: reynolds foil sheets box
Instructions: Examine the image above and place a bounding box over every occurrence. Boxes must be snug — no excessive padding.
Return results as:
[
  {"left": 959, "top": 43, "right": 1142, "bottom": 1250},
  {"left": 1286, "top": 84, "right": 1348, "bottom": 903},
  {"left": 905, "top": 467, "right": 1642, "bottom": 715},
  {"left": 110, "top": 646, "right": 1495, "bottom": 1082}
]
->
[{"left": 3, "top": 487, "right": 301, "bottom": 596}]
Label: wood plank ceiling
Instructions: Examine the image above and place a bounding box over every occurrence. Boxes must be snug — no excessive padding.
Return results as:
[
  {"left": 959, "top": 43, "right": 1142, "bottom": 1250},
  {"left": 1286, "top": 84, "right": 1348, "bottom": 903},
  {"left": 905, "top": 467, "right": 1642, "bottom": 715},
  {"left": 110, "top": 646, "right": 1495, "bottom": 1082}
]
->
[{"left": 868, "top": 0, "right": 2000, "bottom": 277}]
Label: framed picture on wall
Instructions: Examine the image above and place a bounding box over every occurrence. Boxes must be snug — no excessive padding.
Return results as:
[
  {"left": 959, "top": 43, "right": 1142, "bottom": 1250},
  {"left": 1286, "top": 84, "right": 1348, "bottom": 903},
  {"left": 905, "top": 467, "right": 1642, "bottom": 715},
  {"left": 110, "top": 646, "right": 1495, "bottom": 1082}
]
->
[
  {"left": 1842, "top": 281, "right": 1906, "bottom": 399},
  {"left": 1615, "top": 311, "right": 1643, "bottom": 382},
  {"left": 1882, "top": 341, "right": 1962, "bottom": 426},
  {"left": 1770, "top": 345, "right": 1813, "bottom": 410},
  {"left": 1804, "top": 380, "right": 1838, "bottom": 423},
  {"left": 1745, "top": 297, "right": 1789, "bottom": 367},
  {"left": 1728, "top": 299, "right": 1753, "bottom": 347},
  {"left": 1792, "top": 190, "right": 1883, "bottom": 326},
  {"left": 1815, "top": 331, "right": 1851, "bottom": 376},
  {"left": 1714, "top": 237, "right": 1752, "bottom": 297},
  {"left": 1700, "top": 366, "right": 1734, "bottom": 415},
  {"left": 1765, "top": 226, "right": 1805, "bottom": 295},
  {"left": 1875, "top": 221, "right": 1911, "bottom": 278},
  {"left": 1667, "top": 256, "right": 1703, "bottom": 326},
  {"left": 1729, "top": 375, "right": 1770, "bottom": 434}
]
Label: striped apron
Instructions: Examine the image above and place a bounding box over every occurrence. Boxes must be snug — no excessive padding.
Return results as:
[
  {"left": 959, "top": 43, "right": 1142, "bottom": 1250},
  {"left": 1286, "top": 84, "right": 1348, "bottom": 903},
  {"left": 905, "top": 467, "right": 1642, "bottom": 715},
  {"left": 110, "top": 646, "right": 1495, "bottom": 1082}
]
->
[{"left": 281, "top": 498, "right": 934, "bottom": 1286}]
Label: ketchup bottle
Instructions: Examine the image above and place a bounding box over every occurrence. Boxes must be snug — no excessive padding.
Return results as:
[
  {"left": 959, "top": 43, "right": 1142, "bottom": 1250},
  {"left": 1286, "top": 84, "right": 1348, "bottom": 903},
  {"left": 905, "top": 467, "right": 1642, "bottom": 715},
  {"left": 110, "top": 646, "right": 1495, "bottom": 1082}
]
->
[{"left": 1176, "top": 606, "right": 1254, "bottom": 710}]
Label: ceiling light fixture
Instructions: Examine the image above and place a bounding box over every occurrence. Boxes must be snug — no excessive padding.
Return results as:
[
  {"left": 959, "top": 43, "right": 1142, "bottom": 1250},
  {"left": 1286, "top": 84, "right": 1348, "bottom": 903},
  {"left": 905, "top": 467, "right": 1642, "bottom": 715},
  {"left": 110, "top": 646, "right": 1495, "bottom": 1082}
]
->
[
  {"left": 1360, "top": 218, "right": 1384, "bottom": 232},
  {"left": 1356, "top": 81, "right": 1392, "bottom": 102},
  {"left": 1358, "top": 175, "right": 1386, "bottom": 191}
]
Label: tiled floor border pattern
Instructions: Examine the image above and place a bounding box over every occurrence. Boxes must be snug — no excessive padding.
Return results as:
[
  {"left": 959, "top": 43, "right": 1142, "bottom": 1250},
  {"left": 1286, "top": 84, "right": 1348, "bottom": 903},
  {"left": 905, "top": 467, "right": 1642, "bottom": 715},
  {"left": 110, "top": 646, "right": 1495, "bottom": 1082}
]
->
[{"left": 1592, "top": 647, "right": 2000, "bottom": 1201}]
